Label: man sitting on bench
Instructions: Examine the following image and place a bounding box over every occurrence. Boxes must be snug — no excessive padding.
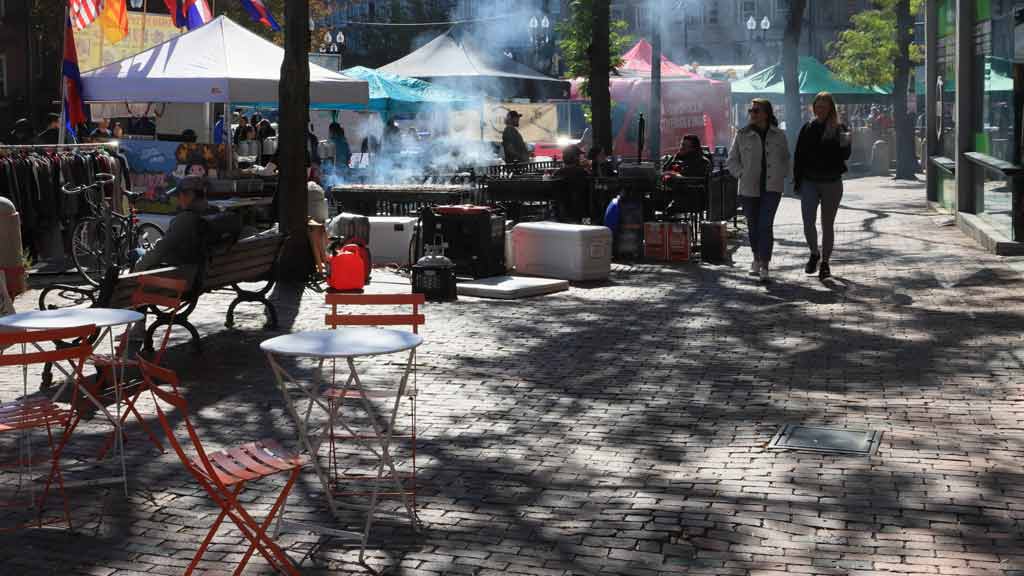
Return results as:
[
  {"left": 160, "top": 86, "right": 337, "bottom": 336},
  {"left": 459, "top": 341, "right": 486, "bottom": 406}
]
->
[{"left": 136, "top": 175, "right": 214, "bottom": 285}]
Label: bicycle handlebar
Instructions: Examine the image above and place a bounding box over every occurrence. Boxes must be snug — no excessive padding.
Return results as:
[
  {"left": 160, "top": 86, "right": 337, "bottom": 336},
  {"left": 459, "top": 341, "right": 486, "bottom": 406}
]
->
[{"left": 62, "top": 173, "right": 116, "bottom": 196}]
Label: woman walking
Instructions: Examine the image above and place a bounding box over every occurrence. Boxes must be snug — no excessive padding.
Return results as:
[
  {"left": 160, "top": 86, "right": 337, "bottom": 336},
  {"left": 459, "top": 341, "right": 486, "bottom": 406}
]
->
[
  {"left": 794, "top": 92, "right": 852, "bottom": 279},
  {"left": 727, "top": 98, "right": 790, "bottom": 282}
]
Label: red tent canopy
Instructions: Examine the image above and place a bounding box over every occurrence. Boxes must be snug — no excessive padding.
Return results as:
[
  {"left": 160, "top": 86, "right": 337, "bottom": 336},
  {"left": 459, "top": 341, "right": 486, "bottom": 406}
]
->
[{"left": 619, "top": 39, "right": 700, "bottom": 78}]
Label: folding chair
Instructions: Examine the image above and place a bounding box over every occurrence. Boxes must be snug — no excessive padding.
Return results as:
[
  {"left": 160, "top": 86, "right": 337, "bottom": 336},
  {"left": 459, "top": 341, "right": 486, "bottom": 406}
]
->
[
  {"left": 89, "top": 275, "right": 188, "bottom": 460},
  {"left": 140, "top": 358, "right": 305, "bottom": 575},
  {"left": 0, "top": 325, "right": 95, "bottom": 531},
  {"left": 323, "top": 293, "right": 424, "bottom": 510}
]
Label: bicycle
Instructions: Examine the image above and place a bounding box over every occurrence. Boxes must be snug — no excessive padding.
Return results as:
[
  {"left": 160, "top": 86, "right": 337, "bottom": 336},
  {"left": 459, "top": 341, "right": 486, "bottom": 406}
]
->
[{"left": 64, "top": 173, "right": 165, "bottom": 287}]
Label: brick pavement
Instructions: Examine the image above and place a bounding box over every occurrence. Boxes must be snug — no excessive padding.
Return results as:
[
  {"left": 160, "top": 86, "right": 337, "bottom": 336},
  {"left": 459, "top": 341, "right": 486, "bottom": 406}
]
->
[{"left": 2, "top": 176, "right": 1024, "bottom": 575}]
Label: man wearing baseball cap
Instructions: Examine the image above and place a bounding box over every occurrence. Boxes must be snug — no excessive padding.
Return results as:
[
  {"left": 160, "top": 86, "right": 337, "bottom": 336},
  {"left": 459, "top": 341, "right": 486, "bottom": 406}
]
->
[{"left": 502, "top": 110, "right": 530, "bottom": 164}]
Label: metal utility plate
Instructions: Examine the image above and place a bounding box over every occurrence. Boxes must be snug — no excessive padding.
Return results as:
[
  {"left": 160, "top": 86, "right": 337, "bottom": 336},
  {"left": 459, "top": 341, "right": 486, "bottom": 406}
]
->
[{"left": 768, "top": 424, "right": 881, "bottom": 455}]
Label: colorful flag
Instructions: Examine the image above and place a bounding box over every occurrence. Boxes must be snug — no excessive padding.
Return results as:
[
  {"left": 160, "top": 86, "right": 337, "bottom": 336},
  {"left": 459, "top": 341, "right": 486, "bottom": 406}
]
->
[
  {"left": 99, "top": 0, "right": 129, "bottom": 44},
  {"left": 69, "top": 0, "right": 102, "bottom": 30},
  {"left": 164, "top": 0, "right": 212, "bottom": 29},
  {"left": 240, "top": 0, "right": 281, "bottom": 32},
  {"left": 162, "top": 0, "right": 186, "bottom": 28},
  {"left": 63, "top": 17, "right": 87, "bottom": 140}
]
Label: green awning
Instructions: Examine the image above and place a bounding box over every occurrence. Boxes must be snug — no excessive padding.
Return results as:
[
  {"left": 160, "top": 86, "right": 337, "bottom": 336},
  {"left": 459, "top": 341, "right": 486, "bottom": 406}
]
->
[{"left": 730, "top": 57, "right": 890, "bottom": 104}]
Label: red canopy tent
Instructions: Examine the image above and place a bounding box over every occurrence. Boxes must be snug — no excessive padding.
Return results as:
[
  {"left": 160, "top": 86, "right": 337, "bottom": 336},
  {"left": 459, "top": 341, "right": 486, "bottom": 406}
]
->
[{"left": 618, "top": 40, "right": 701, "bottom": 79}]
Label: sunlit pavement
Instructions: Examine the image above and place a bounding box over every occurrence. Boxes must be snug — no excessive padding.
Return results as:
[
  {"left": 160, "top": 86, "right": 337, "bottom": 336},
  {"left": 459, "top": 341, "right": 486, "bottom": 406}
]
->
[{"left": 3, "top": 175, "right": 1024, "bottom": 576}]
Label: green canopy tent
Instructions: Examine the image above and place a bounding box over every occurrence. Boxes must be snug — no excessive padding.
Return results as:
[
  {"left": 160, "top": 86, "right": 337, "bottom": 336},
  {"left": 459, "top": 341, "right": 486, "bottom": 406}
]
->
[
  {"left": 730, "top": 57, "right": 890, "bottom": 105},
  {"left": 341, "top": 66, "right": 479, "bottom": 114}
]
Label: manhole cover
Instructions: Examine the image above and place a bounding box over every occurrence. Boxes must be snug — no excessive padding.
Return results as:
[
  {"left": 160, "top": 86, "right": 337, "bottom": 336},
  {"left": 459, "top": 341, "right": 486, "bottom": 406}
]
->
[{"left": 768, "top": 425, "right": 881, "bottom": 455}]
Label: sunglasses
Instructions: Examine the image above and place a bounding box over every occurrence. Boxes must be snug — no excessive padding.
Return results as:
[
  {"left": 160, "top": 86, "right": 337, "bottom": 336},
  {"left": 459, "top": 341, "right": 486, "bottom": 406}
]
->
[{"left": 748, "top": 107, "right": 764, "bottom": 114}]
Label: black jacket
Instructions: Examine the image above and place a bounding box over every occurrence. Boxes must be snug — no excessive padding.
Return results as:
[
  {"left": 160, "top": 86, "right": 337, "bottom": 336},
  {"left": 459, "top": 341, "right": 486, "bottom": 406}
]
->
[{"left": 793, "top": 120, "right": 852, "bottom": 188}]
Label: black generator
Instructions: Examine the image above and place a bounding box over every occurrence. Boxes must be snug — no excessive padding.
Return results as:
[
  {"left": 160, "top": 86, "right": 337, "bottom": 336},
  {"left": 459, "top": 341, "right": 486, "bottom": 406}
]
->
[{"left": 417, "top": 205, "right": 505, "bottom": 279}]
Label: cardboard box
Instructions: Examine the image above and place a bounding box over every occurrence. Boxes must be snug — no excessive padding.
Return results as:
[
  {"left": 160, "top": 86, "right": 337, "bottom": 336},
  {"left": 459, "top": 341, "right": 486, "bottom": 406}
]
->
[
  {"left": 644, "top": 222, "right": 669, "bottom": 261},
  {"left": 668, "top": 222, "right": 691, "bottom": 262}
]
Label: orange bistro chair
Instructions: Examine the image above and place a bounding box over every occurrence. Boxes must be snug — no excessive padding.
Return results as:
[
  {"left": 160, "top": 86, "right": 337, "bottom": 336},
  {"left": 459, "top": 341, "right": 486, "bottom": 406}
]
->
[
  {"left": 140, "top": 358, "right": 306, "bottom": 575},
  {"left": 0, "top": 325, "right": 95, "bottom": 531},
  {"left": 323, "top": 292, "right": 425, "bottom": 510},
  {"left": 74, "top": 274, "right": 188, "bottom": 460}
]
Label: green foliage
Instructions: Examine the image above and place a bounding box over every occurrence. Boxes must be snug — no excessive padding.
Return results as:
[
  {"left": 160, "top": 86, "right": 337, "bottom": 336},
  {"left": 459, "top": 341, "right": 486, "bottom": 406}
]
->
[
  {"left": 556, "top": 0, "right": 631, "bottom": 96},
  {"left": 827, "top": 0, "right": 924, "bottom": 87}
]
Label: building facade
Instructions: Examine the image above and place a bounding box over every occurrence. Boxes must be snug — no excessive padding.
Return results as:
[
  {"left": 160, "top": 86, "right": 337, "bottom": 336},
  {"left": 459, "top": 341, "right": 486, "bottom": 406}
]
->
[
  {"left": 612, "top": 0, "right": 874, "bottom": 68},
  {"left": 0, "top": 0, "right": 34, "bottom": 136},
  {"left": 924, "top": 0, "right": 1024, "bottom": 252}
]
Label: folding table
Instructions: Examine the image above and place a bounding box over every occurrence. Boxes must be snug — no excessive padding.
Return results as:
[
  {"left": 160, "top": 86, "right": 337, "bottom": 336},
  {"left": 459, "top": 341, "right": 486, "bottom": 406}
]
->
[
  {"left": 261, "top": 327, "right": 422, "bottom": 556},
  {"left": 0, "top": 308, "right": 144, "bottom": 494}
]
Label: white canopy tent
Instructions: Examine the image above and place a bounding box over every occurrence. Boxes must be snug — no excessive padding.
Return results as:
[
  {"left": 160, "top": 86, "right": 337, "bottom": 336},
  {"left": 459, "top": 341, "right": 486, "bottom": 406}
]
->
[{"left": 80, "top": 16, "right": 368, "bottom": 107}]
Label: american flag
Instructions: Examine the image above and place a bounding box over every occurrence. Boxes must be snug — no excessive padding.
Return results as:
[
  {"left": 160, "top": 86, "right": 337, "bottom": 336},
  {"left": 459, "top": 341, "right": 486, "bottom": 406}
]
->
[{"left": 70, "top": 0, "right": 102, "bottom": 30}]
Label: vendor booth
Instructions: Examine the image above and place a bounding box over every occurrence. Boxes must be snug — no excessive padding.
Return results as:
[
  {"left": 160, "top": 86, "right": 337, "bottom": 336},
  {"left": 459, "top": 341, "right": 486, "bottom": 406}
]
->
[
  {"left": 79, "top": 16, "right": 368, "bottom": 213},
  {"left": 379, "top": 28, "right": 571, "bottom": 101}
]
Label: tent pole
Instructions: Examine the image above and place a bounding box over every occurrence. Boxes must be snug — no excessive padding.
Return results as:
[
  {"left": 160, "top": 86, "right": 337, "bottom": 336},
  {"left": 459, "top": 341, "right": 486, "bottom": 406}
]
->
[
  {"left": 59, "top": 3, "right": 70, "bottom": 146},
  {"left": 226, "top": 100, "right": 233, "bottom": 175}
]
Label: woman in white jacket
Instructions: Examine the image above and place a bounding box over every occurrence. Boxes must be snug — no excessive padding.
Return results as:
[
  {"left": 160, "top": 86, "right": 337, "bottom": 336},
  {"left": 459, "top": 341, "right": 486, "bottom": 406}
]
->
[{"left": 726, "top": 98, "right": 791, "bottom": 282}]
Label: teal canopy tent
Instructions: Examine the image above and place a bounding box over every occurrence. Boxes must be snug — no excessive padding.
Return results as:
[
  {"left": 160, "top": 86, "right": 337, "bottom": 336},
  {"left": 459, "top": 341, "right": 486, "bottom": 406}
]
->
[
  {"left": 730, "top": 57, "right": 890, "bottom": 104},
  {"left": 341, "top": 66, "right": 478, "bottom": 114}
]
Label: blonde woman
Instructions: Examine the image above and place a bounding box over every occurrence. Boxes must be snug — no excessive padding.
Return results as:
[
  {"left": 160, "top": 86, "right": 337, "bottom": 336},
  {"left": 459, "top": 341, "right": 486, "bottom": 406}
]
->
[
  {"left": 726, "top": 98, "right": 791, "bottom": 282},
  {"left": 794, "top": 92, "right": 851, "bottom": 279}
]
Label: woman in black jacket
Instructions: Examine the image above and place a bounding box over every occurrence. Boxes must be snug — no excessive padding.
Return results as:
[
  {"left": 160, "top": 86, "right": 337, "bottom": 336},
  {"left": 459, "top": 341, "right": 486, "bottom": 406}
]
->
[{"left": 794, "top": 92, "right": 851, "bottom": 279}]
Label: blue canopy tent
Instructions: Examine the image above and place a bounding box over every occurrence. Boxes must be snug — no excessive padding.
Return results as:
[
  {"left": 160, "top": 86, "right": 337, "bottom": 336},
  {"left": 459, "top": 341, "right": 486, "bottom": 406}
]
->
[{"left": 341, "top": 66, "right": 479, "bottom": 114}]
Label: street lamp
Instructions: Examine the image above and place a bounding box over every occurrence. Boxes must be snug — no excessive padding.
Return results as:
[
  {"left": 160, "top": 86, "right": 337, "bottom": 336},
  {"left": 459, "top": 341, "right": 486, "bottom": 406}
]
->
[
  {"left": 746, "top": 15, "right": 757, "bottom": 33},
  {"left": 760, "top": 16, "right": 771, "bottom": 38},
  {"left": 528, "top": 14, "right": 552, "bottom": 73}
]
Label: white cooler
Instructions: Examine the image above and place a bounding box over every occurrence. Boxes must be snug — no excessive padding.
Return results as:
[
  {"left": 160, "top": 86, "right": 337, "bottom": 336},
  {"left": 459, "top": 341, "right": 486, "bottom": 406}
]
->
[
  {"left": 369, "top": 216, "right": 417, "bottom": 266},
  {"left": 511, "top": 222, "right": 612, "bottom": 281}
]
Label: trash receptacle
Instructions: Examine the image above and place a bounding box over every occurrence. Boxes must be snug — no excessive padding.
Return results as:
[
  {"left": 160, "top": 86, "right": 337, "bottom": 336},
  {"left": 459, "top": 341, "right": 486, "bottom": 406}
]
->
[{"left": 871, "top": 140, "right": 890, "bottom": 176}]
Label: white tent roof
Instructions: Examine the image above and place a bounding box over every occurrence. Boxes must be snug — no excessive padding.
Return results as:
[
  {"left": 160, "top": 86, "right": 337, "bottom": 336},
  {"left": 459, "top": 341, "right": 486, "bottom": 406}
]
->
[{"left": 81, "top": 16, "right": 368, "bottom": 106}]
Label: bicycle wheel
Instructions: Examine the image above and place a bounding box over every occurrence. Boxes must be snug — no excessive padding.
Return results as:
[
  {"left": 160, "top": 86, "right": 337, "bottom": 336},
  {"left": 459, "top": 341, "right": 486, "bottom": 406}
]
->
[
  {"left": 135, "top": 222, "right": 164, "bottom": 252},
  {"left": 71, "top": 218, "right": 110, "bottom": 287}
]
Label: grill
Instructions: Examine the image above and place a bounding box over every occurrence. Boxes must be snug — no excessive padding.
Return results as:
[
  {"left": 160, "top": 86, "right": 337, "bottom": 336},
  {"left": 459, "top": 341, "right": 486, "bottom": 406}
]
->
[{"left": 329, "top": 184, "right": 475, "bottom": 216}]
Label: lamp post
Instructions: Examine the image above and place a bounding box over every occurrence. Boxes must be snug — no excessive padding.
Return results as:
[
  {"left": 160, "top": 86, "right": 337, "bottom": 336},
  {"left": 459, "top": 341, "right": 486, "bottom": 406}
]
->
[
  {"left": 746, "top": 15, "right": 771, "bottom": 65},
  {"left": 528, "top": 13, "right": 551, "bottom": 74}
]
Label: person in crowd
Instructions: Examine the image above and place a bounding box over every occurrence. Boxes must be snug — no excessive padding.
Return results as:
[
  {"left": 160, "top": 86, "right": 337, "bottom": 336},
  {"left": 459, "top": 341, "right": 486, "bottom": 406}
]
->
[
  {"left": 256, "top": 119, "right": 276, "bottom": 141},
  {"left": 666, "top": 134, "right": 710, "bottom": 178},
  {"left": 329, "top": 122, "right": 352, "bottom": 168},
  {"left": 554, "top": 145, "right": 590, "bottom": 222},
  {"left": 136, "top": 176, "right": 214, "bottom": 285},
  {"left": 250, "top": 113, "right": 263, "bottom": 129},
  {"left": 588, "top": 145, "right": 611, "bottom": 177},
  {"left": 727, "top": 98, "right": 790, "bottom": 283},
  {"left": 181, "top": 129, "right": 198, "bottom": 143},
  {"left": 112, "top": 122, "right": 125, "bottom": 139},
  {"left": 794, "top": 92, "right": 851, "bottom": 280},
  {"left": 306, "top": 123, "right": 321, "bottom": 167},
  {"left": 35, "top": 113, "right": 61, "bottom": 145},
  {"left": 213, "top": 114, "right": 225, "bottom": 145},
  {"left": 6, "top": 118, "right": 33, "bottom": 145},
  {"left": 381, "top": 120, "right": 402, "bottom": 154},
  {"left": 243, "top": 125, "right": 257, "bottom": 141},
  {"left": 90, "top": 118, "right": 112, "bottom": 140},
  {"left": 233, "top": 115, "right": 249, "bottom": 145},
  {"left": 502, "top": 110, "right": 530, "bottom": 164}
]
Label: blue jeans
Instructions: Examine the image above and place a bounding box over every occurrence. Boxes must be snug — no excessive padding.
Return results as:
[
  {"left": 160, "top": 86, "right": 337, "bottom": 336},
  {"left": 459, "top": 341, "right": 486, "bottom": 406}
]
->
[{"left": 741, "top": 191, "right": 782, "bottom": 264}]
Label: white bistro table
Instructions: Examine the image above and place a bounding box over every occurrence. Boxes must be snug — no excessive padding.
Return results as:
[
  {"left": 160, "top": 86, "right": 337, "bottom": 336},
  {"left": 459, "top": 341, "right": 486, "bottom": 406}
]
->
[
  {"left": 0, "top": 308, "right": 144, "bottom": 493},
  {"left": 261, "top": 328, "right": 422, "bottom": 555}
]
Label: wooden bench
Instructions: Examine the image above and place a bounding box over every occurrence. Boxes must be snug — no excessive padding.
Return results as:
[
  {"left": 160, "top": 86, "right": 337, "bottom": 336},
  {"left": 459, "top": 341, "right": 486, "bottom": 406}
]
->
[
  {"left": 144, "top": 233, "right": 288, "bottom": 352},
  {"left": 39, "top": 233, "right": 288, "bottom": 353}
]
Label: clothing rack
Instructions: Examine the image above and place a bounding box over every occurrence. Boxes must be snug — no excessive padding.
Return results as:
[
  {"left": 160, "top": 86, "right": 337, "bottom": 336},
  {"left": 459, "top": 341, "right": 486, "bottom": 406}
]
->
[{"left": 0, "top": 142, "right": 119, "bottom": 151}]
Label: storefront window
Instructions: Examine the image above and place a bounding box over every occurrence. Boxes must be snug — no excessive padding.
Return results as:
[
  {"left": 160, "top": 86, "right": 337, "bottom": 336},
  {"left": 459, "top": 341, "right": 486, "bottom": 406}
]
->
[
  {"left": 972, "top": 1, "right": 1017, "bottom": 164},
  {"left": 937, "top": 0, "right": 956, "bottom": 160}
]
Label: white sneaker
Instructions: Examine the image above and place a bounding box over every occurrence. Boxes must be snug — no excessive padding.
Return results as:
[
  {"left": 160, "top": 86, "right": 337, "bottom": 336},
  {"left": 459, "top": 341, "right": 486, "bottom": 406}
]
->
[
  {"left": 759, "top": 263, "right": 770, "bottom": 282},
  {"left": 749, "top": 259, "right": 760, "bottom": 275}
]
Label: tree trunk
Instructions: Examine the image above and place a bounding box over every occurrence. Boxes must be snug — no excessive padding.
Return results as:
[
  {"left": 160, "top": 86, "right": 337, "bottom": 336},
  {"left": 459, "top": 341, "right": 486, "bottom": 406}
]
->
[
  {"left": 893, "top": 0, "right": 917, "bottom": 179},
  {"left": 783, "top": 0, "right": 807, "bottom": 159},
  {"left": 590, "top": 0, "right": 612, "bottom": 155},
  {"left": 278, "top": 0, "right": 312, "bottom": 282}
]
